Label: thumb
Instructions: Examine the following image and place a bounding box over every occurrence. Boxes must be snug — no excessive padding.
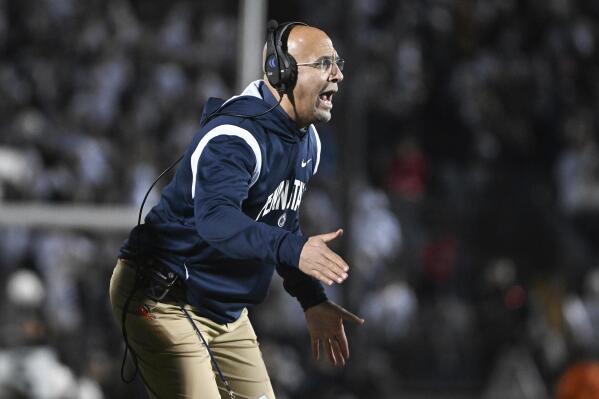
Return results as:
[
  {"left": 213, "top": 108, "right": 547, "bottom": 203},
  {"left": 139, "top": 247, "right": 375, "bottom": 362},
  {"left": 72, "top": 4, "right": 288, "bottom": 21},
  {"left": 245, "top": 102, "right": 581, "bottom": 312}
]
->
[
  {"left": 339, "top": 307, "right": 365, "bottom": 325},
  {"left": 319, "top": 229, "right": 343, "bottom": 243}
]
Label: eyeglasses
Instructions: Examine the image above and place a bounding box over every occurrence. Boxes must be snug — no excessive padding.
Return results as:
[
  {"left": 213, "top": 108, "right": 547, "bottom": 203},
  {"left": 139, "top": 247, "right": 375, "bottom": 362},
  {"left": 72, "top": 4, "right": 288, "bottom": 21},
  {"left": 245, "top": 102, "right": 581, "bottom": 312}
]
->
[{"left": 296, "top": 57, "right": 345, "bottom": 73}]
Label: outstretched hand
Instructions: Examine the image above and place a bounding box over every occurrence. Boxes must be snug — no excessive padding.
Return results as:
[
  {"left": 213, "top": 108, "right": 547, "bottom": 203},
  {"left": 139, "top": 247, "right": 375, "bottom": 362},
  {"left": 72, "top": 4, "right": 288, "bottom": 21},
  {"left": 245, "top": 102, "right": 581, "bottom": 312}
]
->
[
  {"left": 299, "top": 229, "right": 349, "bottom": 286},
  {"left": 304, "top": 300, "right": 364, "bottom": 367}
]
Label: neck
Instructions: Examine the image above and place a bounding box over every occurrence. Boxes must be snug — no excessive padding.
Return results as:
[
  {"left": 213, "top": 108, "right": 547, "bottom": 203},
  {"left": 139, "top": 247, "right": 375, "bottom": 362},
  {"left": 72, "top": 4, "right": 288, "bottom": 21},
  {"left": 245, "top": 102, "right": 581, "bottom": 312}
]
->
[{"left": 264, "top": 81, "right": 308, "bottom": 129}]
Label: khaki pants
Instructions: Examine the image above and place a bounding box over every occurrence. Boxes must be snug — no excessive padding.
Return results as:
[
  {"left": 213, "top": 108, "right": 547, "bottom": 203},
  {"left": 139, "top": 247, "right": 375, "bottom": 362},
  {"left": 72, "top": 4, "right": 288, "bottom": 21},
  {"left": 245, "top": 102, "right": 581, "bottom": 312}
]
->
[{"left": 109, "top": 259, "right": 275, "bottom": 399}]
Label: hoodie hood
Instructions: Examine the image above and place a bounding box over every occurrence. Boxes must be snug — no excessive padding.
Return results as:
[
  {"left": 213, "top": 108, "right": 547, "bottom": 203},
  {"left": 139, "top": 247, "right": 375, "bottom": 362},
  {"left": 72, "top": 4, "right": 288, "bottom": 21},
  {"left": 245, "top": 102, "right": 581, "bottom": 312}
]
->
[{"left": 201, "top": 80, "right": 307, "bottom": 143}]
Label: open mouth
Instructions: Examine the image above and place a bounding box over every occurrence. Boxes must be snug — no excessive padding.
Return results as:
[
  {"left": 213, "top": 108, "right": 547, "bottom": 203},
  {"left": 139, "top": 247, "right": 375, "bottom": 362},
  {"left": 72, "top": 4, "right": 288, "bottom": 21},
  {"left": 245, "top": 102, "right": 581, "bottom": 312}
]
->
[{"left": 318, "top": 90, "right": 336, "bottom": 109}]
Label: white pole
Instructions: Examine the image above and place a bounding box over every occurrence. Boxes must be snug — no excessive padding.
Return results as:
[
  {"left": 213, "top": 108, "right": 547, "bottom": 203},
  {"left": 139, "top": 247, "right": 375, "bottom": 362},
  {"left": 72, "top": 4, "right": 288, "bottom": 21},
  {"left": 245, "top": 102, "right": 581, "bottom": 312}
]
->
[
  {"left": 0, "top": 203, "right": 140, "bottom": 231},
  {"left": 237, "top": 0, "right": 267, "bottom": 91}
]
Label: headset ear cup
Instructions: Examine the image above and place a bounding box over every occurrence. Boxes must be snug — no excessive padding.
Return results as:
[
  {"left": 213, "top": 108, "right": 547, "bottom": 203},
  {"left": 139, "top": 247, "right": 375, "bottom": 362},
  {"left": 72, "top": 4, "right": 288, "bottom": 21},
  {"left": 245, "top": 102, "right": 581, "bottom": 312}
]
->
[
  {"left": 265, "top": 22, "right": 281, "bottom": 89},
  {"left": 265, "top": 54, "right": 280, "bottom": 88},
  {"left": 286, "top": 53, "right": 298, "bottom": 91},
  {"left": 266, "top": 21, "right": 308, "bottom": 93},
  {"left": 275, "top": 24, "right": 292, "bottom": 92}
]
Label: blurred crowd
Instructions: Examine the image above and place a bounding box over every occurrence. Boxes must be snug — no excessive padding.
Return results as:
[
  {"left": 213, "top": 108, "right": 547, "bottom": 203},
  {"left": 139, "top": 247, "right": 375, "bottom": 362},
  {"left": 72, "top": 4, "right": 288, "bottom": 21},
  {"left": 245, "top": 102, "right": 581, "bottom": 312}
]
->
[{"left": 1, "top": 0, "right": 599, "bottom": 398}]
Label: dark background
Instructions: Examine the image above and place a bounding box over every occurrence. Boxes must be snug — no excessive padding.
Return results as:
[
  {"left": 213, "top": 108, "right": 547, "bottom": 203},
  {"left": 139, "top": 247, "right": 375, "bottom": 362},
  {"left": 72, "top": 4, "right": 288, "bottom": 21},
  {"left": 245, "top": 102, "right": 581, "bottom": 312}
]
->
[{"left": 0, "top": 0, "right": 599, "bottom": 398}]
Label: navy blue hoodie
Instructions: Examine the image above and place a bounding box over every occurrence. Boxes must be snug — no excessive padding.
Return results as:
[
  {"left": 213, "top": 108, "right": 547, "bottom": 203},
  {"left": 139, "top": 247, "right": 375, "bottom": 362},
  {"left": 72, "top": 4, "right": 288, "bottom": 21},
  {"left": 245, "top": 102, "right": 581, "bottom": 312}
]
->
[{"left": 120, "top": 80, "right": 327, "bottom": 323}]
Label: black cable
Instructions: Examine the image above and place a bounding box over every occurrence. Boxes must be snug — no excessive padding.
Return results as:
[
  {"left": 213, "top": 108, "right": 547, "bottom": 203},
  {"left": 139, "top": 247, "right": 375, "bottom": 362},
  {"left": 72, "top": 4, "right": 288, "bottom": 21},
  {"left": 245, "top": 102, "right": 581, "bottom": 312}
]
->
[
  {"left": 178, "top": 303, "right": 236, "bottom": 399},
  {"left": 120, "top": 154, "right": 184, "bottom": 383},
  {"left": 137, "top": 155, "right": 185, "bottom": 225},
  {"left": 119, "top": 264, "right": 140, "bottom": 383},
  {"left": 118, "top": 87, "right": 284, "bottom": 393},
  {"left": 200, "top": 91, "right": 284, "bottom": 128}
]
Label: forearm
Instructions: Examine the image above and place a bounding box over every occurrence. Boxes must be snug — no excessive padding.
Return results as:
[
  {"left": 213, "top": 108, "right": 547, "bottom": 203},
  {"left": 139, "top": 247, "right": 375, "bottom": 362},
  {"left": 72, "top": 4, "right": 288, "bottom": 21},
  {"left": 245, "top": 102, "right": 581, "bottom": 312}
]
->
[{"left": 196, "top": 198, "right": 307, "bottom": 267}]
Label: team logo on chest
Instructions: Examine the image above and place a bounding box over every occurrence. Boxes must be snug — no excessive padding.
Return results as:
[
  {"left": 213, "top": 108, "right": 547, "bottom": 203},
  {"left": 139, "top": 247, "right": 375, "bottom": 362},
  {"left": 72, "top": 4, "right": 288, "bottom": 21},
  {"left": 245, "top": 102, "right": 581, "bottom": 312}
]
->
[
  {"left": 255, "top": 179, "right": 306, "bottom": 220},
  {"left": 277, "top": 212, "right": 287, "bottom": 227}
]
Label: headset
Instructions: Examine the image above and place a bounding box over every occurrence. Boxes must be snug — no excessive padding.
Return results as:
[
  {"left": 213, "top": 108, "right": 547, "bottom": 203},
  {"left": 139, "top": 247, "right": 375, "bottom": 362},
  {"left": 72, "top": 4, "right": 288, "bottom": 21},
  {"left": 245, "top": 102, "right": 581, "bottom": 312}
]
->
[
  {"left": 119, "top": 19, "right": 308, "bottom": 399},
  {"left": 199, "top": 20, "right": 308, "bottom": 128},
  {"left": 264, "top": 20, "right": 308, "bottom": 94}
]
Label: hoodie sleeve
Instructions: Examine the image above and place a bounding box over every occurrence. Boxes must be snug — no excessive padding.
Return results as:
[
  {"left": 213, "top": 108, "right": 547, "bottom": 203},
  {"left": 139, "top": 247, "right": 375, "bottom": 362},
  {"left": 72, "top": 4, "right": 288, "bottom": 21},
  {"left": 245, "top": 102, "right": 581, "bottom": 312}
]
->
[
  {"left": 275, "top": 220, "right": 328, "bottom": 311},
  {"left": 193, "top": 129, "right": 306, "bottom": 267}
]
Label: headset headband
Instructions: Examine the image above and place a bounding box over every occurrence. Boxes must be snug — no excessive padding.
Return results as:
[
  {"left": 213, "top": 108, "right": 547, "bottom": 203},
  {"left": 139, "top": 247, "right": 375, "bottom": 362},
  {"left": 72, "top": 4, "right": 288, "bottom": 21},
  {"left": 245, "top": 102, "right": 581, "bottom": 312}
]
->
[{"left": 264, "top": 19, "right": 308, "bottom": 93}]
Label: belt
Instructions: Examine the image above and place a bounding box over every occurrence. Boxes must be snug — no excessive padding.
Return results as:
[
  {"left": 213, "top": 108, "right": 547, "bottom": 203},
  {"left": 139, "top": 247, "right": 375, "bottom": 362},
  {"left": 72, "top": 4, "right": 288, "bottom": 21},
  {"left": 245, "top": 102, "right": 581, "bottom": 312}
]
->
[{"left": 119, "top": 257, "right": 185, "bottom": 302}]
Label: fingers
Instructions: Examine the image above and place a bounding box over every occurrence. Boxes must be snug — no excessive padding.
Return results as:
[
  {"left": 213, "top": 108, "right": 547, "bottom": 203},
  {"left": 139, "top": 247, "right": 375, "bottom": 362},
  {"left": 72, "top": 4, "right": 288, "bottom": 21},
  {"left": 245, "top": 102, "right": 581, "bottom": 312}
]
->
[
  {"left": 314, "top": 258, "right": 348, "bottom": 285},
  {"left": 311, "top": 269, "right": 334, "bottom": 286},
  {"left": 299, "top": 229, "right": 350, "bottom": 286},
  {"left": 314, "top": 335, "right": 349, "bottom": 367},
  {"left": 301, "top": 254, "right": 348, "bottom": 286},
  {"left": 330, "top": 337, "right": 346, "bottom": 366},
  {"left": 323, "top": 250, "right": 349, "bottom": 274},
  {"left": 314, "top": 245, "right": 349, "bottom": 284},
  {"left": 310, "top": 265, "right": 344, "bottom": 286},
  {"left": 318, "top": 229, "right": 343, "bottom": 243},
  {"left": 325, "top": 338, "right": 337, "bottom": 366},
  {"left": 337, "top": 328, "right": 350, "bottom": 360}
]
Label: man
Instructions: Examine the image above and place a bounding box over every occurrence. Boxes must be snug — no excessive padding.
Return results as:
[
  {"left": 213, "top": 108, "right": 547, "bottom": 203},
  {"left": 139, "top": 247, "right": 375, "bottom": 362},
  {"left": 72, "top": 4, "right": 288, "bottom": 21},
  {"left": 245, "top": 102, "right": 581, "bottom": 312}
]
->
[{"left": 109, "top": 21, "right": 363, "bottom": 399}]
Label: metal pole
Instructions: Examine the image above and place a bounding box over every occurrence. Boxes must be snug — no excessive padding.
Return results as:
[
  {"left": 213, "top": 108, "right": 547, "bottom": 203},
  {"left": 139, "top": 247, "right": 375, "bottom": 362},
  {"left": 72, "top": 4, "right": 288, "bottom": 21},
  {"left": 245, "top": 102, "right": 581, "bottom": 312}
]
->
[
  {"left": 237, "top": 0, "right": 267, "bottom": 91},
  {"left": 340, "top": 0, "right": 368, "bottom": 388}
]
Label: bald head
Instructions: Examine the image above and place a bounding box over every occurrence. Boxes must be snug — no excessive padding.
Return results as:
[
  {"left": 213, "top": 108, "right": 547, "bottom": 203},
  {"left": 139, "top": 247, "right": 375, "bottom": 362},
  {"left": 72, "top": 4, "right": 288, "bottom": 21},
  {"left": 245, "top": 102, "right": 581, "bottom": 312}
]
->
[
  {"left": 286, "top": 26, "right": 333, "bottom": 63},
  {"left": 261, "top": 23, "right": 344, "bottom": 128},
  {"left": 262, "top": 26, "right": 332, "bottom": 71}
]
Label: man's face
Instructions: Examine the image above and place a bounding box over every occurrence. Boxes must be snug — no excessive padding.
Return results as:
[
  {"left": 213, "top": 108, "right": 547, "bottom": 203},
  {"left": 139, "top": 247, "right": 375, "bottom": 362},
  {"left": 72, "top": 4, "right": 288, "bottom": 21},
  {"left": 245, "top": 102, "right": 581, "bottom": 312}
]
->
[{"left": 287, "top": 29, "right": 344, "bottom": 127}]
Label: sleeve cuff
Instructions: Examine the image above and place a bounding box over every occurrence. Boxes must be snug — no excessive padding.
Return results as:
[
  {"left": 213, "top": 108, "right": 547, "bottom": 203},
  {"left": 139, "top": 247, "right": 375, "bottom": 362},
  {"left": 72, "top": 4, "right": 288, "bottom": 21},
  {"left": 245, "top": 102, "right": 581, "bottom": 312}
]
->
[
  {"left": 296, "top": 285, "right": 328, "bottom": 311},
  {"left": 283, "top": 275, "right": 328, "bottom": 311},
  {"left": 277, "top": 232, "right": 308, "bottom": 268}
]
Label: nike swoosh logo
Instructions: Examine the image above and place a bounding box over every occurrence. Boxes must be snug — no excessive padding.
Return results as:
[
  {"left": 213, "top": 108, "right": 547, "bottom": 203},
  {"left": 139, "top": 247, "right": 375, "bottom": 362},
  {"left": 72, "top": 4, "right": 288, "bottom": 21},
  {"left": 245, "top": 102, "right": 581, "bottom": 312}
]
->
[{"left": 301, "top": 159, "right": 312, "bottom": 167}]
